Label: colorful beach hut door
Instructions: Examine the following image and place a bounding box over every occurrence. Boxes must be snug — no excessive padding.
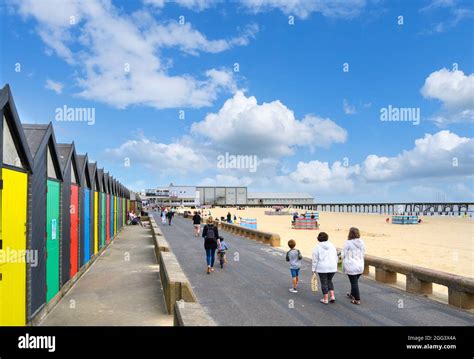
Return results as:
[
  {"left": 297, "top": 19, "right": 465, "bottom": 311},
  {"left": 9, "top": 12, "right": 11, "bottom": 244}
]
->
[
  {"left": 100, "top": 193, "right": 105, "bottom": 248},
  {"left": 46, "top": 145, "right": 61, "bottom": 302},
  {"left": 0, "top": 117, "right": 28, "bottom": 325},
  {"left": 83, "top": 188, "right": 90, "bottom": 261},
  {"left": 113, "top": 196, "right": 117, "bottom": 234},
  {"left": 106, "top": 194, "right": 110, "bottom": 244},
  {"left": 94, "top": 191, "right": 98, "bottom": 253},
  {"left": 70, "top": 183, "right": 79, "bottom": 277},
  {"left": 123, "top": 198, "right": 126, "bottom": 227},
  {"left": 110, "top": 196, "right": 114, "bottom": 238}
]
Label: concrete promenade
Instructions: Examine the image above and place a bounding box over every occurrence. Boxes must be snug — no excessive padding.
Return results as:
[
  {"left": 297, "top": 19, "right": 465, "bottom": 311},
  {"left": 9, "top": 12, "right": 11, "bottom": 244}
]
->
[
  {"left": 40, "top": 225, "right": 172, "bottom": 326},
  {"left": 155, "top": 214, "right": 474, "bottom": 326}
]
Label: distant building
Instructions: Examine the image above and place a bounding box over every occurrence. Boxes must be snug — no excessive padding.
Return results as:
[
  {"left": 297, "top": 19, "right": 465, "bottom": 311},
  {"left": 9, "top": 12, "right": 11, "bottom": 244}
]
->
[
  {"left": 196, "top": 186, "right": 247, "bottom": 206},
  {"left": 247, "top": 192, "right": 314, "bottom": 206},
  {"left": 140, "top": 185, "right": 314, "bottom": 207}
]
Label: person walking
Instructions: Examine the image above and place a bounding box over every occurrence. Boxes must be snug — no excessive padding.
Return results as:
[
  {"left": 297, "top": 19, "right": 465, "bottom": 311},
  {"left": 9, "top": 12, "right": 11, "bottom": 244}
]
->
[
  {"left": 342, "top": 227, "right": 365, "bottom": 305},
  {"left": 166, "top": 210, "right": 174, "bottom": 226},
  {"left": 286, "top": 239, "right": 302, "bottom": 293},
  {"left": 161, "top": 208, "right": 167, "bottom": 224},
  {"left": 192, "top": 211, "right": 202, "bottom": 237},
  {"left": 312, "top": 232, "right": 338, "bottom": 304},
  {"left": 202, "top": 217, "right": 219, "bottom": 274}
]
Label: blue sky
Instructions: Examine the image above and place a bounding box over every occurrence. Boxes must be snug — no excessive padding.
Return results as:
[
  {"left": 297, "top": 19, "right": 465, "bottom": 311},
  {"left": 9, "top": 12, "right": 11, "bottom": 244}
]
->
[{"left": 1, "top": 0, "right": 473, "bottom": 202}]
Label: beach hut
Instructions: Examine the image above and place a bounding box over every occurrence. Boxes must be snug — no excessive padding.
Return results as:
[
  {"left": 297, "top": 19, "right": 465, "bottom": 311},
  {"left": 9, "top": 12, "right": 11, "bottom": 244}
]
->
[
  {"left": 125, "top": 188, "right": 130, "bottom": 223},
  {"left": 116, "top": 182, "right": 120, "bottom": 229},
  {"left": 94, "top": 163, "right": 105, "bottom": 247},
  {"left": 76, "top": 154, "right": 93, "bottom": 265},
  {"left": 22, "top": 123, "right": 63, "bottom": 314},
  {"left": 112, "top": 176, "right": 117, "bottom": 238},
  {"left": 57, "top": 143, "right": 82, "bottom": 284},
  {"left": 97, "top": 168, "right": 106, "bottom": 249},
  {"left": 116, "top": 181, "right": 120, "bottom": 231},
  {"left": 119, "top": 182, "right": 124, "bottom": 230},
  {"left": 91, "top": 163, "right": 100, "bottom": 249},
  {"left": 114, "top": 178, "right": 118, "bottom": 236},
  {"left": 122, "top": 185, "right": 126, "bottom": 227},
  {"left": 88, "top": 163, "right": 99, "bottom": 255},
  {"left": 110, "top": 176, "right": 115, "bottom": 239},
  {"left": 103, "top": 172, "right": 111, "bottom": 244},
  {"left": 0, "top": 85, "right": 34, "bottom": 326},
  {"left": 129, "top": 192, "right": 135, "bottom": 214}
]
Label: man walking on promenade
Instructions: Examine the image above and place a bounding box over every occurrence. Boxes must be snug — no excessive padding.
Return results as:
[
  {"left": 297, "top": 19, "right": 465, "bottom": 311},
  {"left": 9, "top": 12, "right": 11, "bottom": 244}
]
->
[
  {"left": 193, "top": 211, "right": 202, "bottom": 237},
  {"left": 167, "top": 209, "right": 174, "bottom": 226}
]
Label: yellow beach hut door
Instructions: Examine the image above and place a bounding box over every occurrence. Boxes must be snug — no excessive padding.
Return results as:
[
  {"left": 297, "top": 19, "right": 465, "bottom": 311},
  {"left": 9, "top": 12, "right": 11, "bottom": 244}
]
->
[
  {"left": 0, "top": 115, "right": 28, "bottom": 326},
  {"left": 0, "top": 168, "right": 27, "bottom": 325}
]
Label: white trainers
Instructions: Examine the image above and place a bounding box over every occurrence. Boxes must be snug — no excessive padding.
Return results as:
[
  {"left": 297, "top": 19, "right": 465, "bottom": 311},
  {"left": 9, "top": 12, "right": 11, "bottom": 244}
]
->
[{"left": 289, "top": 288, "right": 298, "bottom": 293}]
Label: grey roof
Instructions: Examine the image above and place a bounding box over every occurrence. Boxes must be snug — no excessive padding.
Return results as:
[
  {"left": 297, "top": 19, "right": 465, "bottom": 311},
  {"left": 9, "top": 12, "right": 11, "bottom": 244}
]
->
[
  {"left": 22, "top": 124, "right": 49, "bottom": 157},
  {"left": 248, "top": 192, "right": 314, "bottom": 199},
  {"left": 96, "top": 168, "right": 104, "bottom": 191},
  {"left": 77, "top": 154, "right": 87, "bottom": 176},
  {"left": 77, "top": 154, "right": 91, "bottom": 187},
  {"left": 88, "top": 162, "right": 96, "bottom": 177},
  {"left": 1, "top": 85, "right": 34, "bottom": 171},
  {"left": 57, "top": 144, "right": 73, "bottom": 172}
]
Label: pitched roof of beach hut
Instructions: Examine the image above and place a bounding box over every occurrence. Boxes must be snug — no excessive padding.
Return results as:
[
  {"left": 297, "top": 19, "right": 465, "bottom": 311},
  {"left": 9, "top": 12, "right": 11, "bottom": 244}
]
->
[
  {"left": 1, "top": 84, "right": 33, "bottom": 172},
  {"left": 57, "top": 143, "right": 81, "bottom": 187},
  {"left": 76, "top": 154, "right": 92, "bottom": 189},
  {"left": 22, "top": 123, "right": 63, "bottom": 181},
  {"left": 96, "top": 167, "right": 104, "bottom": 192},
  {"left": 88, "top": 162, "right": 98, "bottom": 192}
]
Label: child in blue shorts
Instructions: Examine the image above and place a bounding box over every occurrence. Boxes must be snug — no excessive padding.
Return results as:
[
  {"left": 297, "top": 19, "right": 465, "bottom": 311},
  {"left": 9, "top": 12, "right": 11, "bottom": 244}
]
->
[{"left": 286, "top": 239, "right": 302, "bottom": 293}]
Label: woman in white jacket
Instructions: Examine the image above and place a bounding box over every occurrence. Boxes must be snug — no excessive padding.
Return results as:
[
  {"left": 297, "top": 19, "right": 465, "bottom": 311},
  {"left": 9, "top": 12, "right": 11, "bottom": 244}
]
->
[
  {"left": 342, "top": 227, "right": 365, "bottom": 305},
  {"left": 312, "top": 232, "right": 338, "bottom": 304}
]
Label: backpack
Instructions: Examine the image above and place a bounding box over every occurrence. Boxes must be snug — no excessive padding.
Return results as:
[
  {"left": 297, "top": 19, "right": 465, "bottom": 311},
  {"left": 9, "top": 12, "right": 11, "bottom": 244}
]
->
[{"left": 206, "top": 225, "right": 216, "bottom": 241}]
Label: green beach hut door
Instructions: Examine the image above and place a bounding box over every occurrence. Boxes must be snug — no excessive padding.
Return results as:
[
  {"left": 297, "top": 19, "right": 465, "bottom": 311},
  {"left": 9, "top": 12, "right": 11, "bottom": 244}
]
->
[{"left": 46, "top": 145, "right": 60, "bottom": 302}]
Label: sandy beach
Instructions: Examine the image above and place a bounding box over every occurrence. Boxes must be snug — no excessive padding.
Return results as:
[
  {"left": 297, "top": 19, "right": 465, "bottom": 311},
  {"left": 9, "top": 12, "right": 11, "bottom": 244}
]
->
[{"left": 198, "top": 207, "right": 474, "bottom": 288}]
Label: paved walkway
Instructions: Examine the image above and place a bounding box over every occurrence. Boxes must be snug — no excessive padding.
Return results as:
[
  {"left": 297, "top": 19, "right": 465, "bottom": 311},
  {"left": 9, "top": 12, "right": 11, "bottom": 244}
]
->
[
  {"left": 40, "top": 224, "right": 172, "bottom": 326},
  {"left": 155, "top": 215, "right": 474, "bottom": 326}
]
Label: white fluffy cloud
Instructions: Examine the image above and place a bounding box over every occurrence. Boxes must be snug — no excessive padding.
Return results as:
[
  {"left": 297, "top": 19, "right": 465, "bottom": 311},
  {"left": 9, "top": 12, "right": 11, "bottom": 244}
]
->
[
  {"left": 45, "top": 79, "right": 63, "bottom": 94},
  {"left": 105, "top": 136, "right": 210, "bottom": 175},
  {"left": 144, "top": 0, "right": 368, "bottom": 18},
  {"left": 343, "top": 99, "right": 356, "bottom": 114},
  {"left": 421, "top": 68, "right": 474, "bottom": 110},
  {"left": 191, "top": 91, "right": 347, "bottom": 156},
  {"left": 12, "top": 0, "right": 258, "bottom": 109},
  {"left": 363, "top": 130, "right": 474, "bottom": 181},
  {"left": 421, "top": 68, "right": 474, "bottom": 125},
  {"left": 147, "top": 22, "right": 259, "bottom": 55},
  {"left": 240, "top": 0, "right": 367, "bottom": 19},
  {"left": 287, "top": 160, "right": 360, "bottom": 192},
  {"left": 196, "top": 130, "right": 474, "bottom": 197},
  {"left": 199, "top": 174, "right": 254, "bottom": 187},
  {"left": 144, "top": 0, "right": 214, "bottom": 11}
]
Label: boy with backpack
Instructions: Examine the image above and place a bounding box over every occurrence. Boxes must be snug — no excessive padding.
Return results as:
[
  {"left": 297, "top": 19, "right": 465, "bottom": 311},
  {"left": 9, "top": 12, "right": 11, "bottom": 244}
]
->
[{"left": 286, "top": 239, "right": 303, "bottom": 293}]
